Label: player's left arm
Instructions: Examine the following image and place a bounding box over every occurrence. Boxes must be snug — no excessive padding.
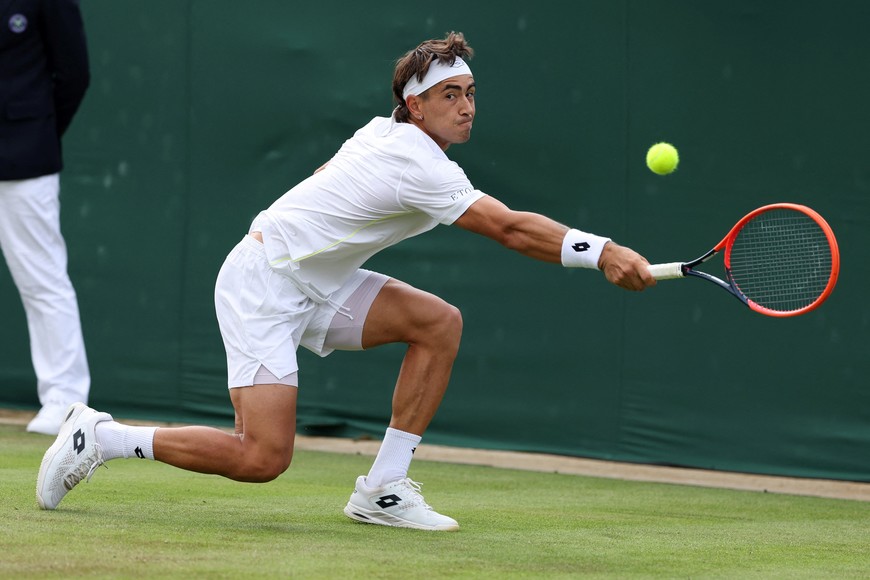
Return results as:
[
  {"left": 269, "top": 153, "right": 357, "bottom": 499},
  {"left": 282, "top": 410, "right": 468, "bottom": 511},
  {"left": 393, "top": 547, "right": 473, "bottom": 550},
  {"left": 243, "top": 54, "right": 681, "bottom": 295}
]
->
[{"left": 453, "top": 195, "right": 654, "bottom": 291}]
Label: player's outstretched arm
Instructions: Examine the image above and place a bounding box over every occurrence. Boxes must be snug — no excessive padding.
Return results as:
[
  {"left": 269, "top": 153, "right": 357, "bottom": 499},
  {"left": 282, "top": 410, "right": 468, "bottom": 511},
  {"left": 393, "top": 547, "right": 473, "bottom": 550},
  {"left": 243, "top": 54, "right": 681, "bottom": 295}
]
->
[
  {"left": 453, "top": 195, "right": 655, "bottom": 291},
  {"left": 453, "top": 195, "right": 565, "bottom": 262}
]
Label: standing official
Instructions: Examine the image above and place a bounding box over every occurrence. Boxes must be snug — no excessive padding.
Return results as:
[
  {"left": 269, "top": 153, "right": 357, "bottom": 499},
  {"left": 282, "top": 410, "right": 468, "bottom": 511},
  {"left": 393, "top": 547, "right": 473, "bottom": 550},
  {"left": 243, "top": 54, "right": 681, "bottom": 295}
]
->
[{"left": 0, "top": 0, "right": 91, "bottom": 435}]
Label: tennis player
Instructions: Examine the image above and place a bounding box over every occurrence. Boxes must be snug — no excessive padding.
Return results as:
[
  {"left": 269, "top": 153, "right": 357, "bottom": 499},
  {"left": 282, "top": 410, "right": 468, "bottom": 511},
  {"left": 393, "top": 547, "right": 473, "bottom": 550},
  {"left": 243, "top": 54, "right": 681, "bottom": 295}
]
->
[{"left": 37, "top": 32, "right": 655, "bottom": 530}]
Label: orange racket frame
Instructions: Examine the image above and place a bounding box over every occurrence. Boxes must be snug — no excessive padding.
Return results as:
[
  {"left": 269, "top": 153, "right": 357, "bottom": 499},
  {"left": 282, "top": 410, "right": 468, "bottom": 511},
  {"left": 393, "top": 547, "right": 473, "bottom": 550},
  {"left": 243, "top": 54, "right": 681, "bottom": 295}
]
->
[{"left": 647, "top": 203, "right": 840, "bottom": 317}]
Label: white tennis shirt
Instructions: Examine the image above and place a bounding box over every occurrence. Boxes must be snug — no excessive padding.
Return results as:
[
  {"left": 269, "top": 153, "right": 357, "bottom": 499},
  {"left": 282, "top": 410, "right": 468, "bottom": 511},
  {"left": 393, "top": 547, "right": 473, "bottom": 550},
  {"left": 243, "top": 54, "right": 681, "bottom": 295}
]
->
[{"left": 253, "top": 115, "right": 485, "bottom": 301}]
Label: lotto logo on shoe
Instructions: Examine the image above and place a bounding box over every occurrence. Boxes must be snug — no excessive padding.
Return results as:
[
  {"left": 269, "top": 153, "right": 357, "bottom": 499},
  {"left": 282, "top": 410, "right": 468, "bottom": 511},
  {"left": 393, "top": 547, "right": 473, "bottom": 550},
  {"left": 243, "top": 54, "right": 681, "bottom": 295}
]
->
[
  {"left": 73, "top": 429, "right": 85, "bottom": 454},
  {"left": 375, "top": 494, "right": 402, "bottom": 509}
]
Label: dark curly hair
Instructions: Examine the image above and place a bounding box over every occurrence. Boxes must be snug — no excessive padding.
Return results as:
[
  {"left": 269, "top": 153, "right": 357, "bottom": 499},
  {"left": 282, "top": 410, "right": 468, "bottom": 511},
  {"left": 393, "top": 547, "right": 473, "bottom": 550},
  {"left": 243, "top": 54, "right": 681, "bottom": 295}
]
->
[{"left": 392, "top": 32, "right": 474, "bottom": 123}]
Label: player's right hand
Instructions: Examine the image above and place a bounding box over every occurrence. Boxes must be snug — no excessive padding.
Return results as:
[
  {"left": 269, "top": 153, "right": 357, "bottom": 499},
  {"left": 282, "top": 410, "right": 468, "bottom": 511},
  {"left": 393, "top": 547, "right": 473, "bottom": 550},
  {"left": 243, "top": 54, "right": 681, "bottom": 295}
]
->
[{"left": 598, "top": 242, "right": 657, "bottom": 291}]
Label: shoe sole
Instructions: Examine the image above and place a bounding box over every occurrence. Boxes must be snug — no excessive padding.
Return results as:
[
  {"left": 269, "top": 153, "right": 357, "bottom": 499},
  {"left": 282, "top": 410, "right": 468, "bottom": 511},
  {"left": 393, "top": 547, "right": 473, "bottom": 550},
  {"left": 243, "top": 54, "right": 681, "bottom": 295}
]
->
[
  {"left": 343, "top": 502, "right": 459, "bottom": 531},
  {"left": 35, "top": 403, "right": 86, "bottom": 510}
]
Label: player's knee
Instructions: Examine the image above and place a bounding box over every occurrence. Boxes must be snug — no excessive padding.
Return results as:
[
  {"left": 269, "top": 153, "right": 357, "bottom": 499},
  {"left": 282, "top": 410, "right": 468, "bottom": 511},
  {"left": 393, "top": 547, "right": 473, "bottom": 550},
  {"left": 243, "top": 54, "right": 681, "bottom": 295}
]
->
[
  {"left": 237, "top": 448, "right": 293, "bottom": 483},
  {"left": 248, "top": 457, "right": 292, "bottom": 483},
  {"left": 429, "top": 301, "right": 463, "bottom": 353},
  {"left": 254, "top": 460, "right": 291, "bottom": 483}
]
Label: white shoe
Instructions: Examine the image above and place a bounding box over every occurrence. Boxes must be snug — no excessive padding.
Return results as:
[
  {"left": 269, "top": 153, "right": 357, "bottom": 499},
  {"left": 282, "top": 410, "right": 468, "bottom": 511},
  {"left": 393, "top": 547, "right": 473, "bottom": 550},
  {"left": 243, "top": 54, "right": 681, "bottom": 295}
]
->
[
  {"left": 344, "top": 476, "right": 459, "bottom": 531},
  {"left": 36, "top": 403, "right": 113, "bottom": 510},
  {"left": 26, "top": 401, "right": 72, "bottom": 436}
]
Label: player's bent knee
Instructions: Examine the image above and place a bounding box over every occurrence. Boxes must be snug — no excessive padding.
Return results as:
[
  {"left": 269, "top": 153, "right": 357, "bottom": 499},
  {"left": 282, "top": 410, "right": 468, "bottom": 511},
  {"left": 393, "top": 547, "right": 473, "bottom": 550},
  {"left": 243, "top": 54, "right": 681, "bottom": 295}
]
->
[
  {"left": 235, "top": 450, "right": 293, "bottom": 483},
  {"left": 245, "top": 459, "right": 291, "bottom": 483},
  {"left": 445, "top": 303, "right": 463, "bottom": 339},
  {"left": 429, "top": 302, "right": 463, "bottom": 352}
]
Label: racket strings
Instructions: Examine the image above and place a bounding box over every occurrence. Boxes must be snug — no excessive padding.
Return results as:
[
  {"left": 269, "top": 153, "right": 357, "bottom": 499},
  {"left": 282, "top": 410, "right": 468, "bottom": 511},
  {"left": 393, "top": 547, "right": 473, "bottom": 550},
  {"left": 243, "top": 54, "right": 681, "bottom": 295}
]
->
[{"left": 727, "top": 209, "right": 833, "bottom": 312}]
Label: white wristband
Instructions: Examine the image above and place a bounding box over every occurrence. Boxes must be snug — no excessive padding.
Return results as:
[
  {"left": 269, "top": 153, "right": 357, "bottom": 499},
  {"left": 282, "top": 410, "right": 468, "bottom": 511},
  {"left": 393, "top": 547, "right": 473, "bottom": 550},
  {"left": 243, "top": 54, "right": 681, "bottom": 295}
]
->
[{"left": 560, "top": 228, "right": 611, "bottom": 269}]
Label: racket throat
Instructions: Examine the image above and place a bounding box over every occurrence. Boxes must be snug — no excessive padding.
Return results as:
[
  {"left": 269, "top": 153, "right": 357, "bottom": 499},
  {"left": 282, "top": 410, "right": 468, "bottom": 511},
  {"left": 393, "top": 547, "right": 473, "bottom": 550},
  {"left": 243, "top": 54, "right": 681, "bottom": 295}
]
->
[{"left": 685, "top": 269, "right": 750, "bottom": 307}]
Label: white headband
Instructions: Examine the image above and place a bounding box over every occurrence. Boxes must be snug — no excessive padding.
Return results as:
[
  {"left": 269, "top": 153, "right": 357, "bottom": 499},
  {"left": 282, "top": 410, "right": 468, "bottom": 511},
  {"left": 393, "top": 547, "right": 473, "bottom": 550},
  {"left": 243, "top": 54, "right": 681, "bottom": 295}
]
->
[{"left": 402, "top": 57, "right": 472, "bottom": 100}]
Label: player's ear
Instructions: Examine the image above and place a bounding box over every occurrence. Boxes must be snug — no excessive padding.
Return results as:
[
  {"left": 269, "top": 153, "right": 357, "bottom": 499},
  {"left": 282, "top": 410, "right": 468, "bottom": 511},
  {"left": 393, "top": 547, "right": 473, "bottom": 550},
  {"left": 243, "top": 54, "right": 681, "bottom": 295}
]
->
[{"left": 406, "top": 95, "right": 424, "bottom": 121}]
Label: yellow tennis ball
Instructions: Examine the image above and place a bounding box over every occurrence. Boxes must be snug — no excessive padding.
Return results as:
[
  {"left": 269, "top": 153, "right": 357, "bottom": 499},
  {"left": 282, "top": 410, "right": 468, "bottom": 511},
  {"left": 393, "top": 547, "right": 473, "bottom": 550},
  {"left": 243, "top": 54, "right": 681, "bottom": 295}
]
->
[{"left": 646, "top": 142, "right": 679, "bottom": 175}]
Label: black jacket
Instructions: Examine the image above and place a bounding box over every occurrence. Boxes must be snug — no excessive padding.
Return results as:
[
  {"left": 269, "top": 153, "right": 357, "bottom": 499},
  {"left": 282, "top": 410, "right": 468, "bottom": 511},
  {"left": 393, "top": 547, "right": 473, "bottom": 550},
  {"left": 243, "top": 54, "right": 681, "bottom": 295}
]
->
[{"left": 0, "top": 0, "right": 89, "bottom": 180}]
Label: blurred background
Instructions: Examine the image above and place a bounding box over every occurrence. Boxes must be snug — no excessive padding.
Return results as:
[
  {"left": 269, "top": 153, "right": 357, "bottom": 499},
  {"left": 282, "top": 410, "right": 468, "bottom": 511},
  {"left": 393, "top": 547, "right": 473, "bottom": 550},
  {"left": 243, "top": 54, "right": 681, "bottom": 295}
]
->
[{"left": 1, "top": 0, "right": 867, "bottom": 481}]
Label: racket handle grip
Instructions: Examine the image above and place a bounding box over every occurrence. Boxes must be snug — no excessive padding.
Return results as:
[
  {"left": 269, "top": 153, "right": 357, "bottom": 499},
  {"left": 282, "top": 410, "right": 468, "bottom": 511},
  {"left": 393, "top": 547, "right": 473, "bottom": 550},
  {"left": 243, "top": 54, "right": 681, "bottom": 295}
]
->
[{"left": 647, "top": 262, "right": 685, "bottom": 280}]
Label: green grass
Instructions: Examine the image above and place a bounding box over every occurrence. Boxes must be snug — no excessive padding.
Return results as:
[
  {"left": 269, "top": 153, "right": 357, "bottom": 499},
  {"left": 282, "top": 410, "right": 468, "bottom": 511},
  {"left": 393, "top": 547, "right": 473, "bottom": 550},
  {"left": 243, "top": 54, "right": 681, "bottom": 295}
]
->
[{"left": 2, "top": 424, "right": 868, "bottom": 579}]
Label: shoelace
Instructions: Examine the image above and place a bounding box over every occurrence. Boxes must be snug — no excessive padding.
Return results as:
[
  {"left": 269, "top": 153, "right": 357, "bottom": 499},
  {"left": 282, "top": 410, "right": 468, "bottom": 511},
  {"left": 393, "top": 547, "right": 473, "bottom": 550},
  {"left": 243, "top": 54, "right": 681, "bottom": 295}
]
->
[
  {"left": 397, "top": 478, "right": 433, "bottom": 510},
  {"left": 63, "top": 443, "right": 106, "bottom": 490}
]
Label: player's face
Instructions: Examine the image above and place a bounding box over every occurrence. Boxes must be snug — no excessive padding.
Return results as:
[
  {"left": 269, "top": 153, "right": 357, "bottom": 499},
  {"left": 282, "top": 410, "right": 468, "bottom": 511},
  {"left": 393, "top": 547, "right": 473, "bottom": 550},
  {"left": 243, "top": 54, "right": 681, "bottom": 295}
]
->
[{"left": 414, "top": 75, "right": 475, "bottom": 151}]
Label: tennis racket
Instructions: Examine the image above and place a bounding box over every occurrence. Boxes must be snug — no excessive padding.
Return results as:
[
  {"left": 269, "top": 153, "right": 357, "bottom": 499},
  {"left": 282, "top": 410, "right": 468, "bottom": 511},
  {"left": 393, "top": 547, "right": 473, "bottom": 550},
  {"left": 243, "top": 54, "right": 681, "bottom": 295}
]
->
[{"left": 646, "top": 203, "right": 839, "bottom": 317}]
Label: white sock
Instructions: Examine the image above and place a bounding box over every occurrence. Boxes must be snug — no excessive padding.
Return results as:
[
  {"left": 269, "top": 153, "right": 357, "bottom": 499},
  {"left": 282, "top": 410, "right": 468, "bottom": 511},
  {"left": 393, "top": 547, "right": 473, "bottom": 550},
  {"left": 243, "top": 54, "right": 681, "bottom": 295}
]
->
[
  {"left": 365, "top": 427, "right": 422, "bottom": 488},
  {"left": 95, "top": 421, "right": 157, "bottom": 461}
]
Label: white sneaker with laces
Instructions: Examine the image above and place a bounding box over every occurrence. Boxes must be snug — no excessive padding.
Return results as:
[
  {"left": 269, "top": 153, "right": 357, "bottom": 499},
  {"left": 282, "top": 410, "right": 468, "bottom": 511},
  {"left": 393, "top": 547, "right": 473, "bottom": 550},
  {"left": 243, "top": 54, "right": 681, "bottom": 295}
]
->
[
  {"left": 26, "top": 401, "right": 71, "bottom": 436},
  {"left": 343, "top": 475, "right": 459, "bottom": 531},
  {"left": 36, "top": 403, "right": 113, "bottom": 510}
]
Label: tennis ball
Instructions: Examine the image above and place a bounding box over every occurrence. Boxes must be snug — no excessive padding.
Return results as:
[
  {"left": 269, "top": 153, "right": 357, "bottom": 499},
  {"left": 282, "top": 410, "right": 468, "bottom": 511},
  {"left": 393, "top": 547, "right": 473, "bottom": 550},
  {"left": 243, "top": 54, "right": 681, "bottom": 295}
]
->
[{"left": 646, "top": 142, "right": 679, "bottom": 175}]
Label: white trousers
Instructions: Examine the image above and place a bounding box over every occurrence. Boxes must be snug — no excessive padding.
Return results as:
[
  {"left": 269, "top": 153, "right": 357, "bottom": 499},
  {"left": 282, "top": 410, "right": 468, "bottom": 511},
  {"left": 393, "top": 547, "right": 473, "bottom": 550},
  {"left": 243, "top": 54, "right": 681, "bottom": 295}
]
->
[{"left": 0, "top": 174, "right": 90, "bottom": 406}]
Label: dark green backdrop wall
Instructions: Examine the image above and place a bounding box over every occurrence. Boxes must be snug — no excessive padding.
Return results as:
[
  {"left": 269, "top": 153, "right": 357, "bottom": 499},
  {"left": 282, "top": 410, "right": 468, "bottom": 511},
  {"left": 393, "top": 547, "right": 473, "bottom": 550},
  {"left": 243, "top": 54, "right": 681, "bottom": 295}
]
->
[{"left": 2, "top": 1, "right": 868, "bottom": 481}]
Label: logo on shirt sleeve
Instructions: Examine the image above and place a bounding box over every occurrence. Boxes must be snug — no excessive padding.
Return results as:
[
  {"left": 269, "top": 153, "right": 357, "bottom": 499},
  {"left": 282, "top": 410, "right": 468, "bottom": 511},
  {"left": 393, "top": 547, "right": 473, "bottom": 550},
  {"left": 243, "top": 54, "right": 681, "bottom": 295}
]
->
[{"left": 450, "top": 187, "right": 474, "bottom": 201}]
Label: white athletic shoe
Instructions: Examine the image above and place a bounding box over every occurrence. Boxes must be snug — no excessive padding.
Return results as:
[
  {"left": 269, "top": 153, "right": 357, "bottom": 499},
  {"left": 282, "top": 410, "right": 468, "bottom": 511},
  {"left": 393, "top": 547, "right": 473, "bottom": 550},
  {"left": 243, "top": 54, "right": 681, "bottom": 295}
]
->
[
  {"left": 343, "top": 475, "right": 459, "bottom": 531},
  {"left": 36, "top": 403, "right": 113, "bottom": 510}
]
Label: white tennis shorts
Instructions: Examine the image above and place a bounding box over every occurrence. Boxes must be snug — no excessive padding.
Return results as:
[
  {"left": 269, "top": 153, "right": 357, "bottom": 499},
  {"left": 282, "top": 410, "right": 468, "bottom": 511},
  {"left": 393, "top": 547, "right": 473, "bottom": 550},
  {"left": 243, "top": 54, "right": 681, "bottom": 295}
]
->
[{"left": 214, "top": 235, "right": 387, "bottom": 388}]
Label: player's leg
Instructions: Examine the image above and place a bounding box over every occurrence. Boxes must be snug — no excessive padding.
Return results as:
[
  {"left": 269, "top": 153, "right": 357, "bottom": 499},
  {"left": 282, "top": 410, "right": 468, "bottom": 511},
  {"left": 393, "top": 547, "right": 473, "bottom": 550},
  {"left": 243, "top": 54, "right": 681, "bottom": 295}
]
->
[
  {"left": 37, "top": 234, "right": 305, "bottom": 509},
  {"left": 322, "top": 275, "right": 462, "bottom": 530},
  {"left": 152, "top": 383, "right": 297, "bottom": 482},
  {"left": 36, "top": 382, "right": 299, "bottom": 509},
  {"left": 307, "top": 273, "right": 462, "bottom": 438},
  {"left": 361, "top": 278, "right": 463, "bottom": 436},
  {"left": 154, "top": 233, "right": 303, "bottom": 481}
]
